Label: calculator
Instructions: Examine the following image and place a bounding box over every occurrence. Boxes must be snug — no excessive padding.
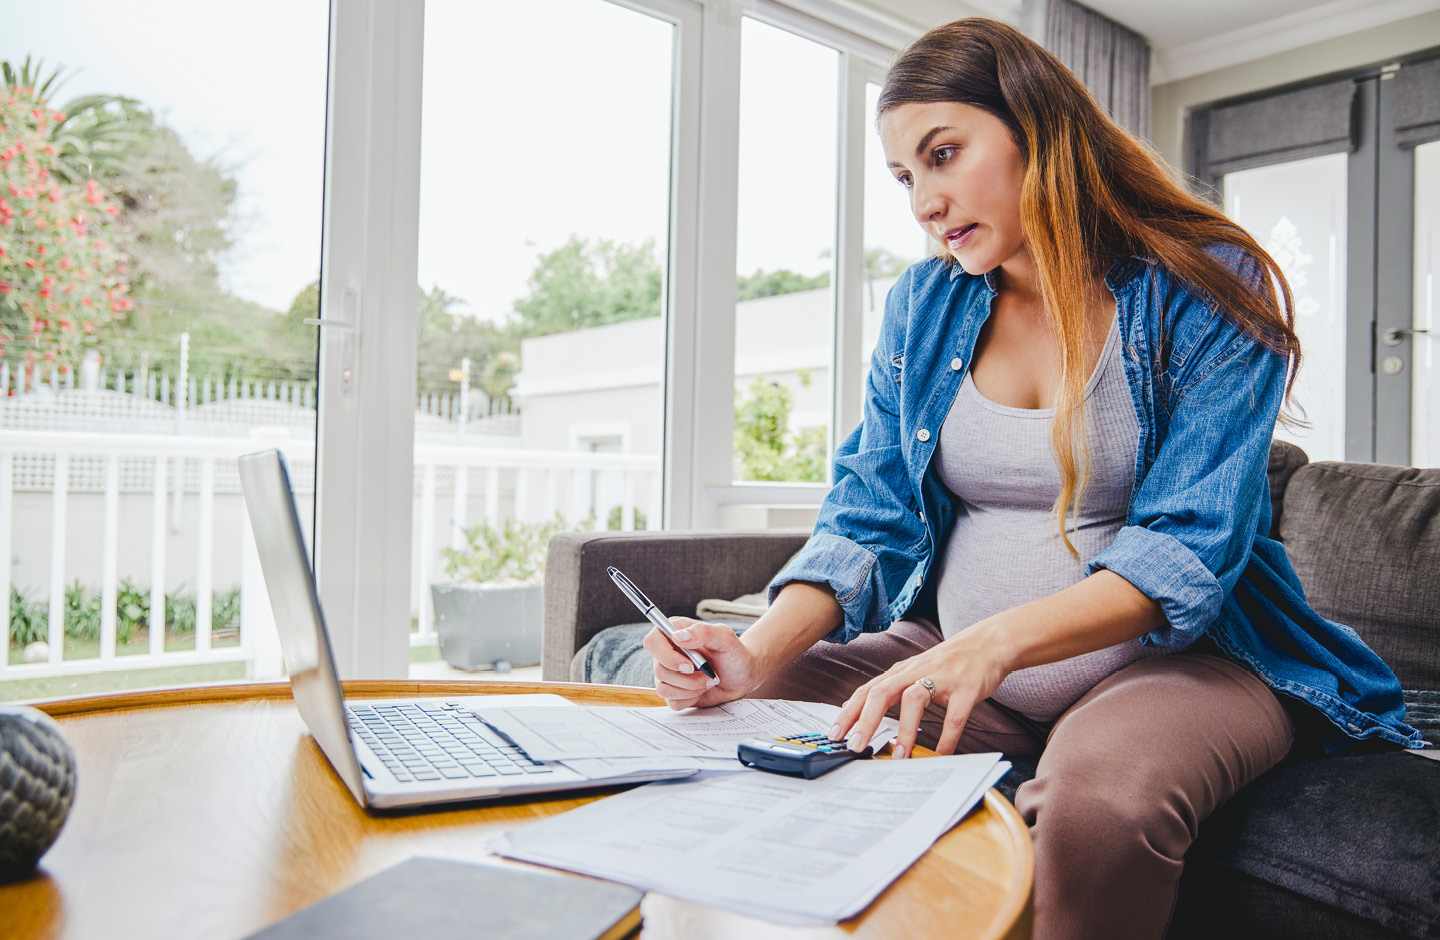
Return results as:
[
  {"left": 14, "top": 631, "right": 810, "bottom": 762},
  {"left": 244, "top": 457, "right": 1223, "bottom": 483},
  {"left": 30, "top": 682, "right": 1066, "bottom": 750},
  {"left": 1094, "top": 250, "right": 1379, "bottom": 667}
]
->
[{"left": 736, "top": 733, "right": 872, "bottom": 779}]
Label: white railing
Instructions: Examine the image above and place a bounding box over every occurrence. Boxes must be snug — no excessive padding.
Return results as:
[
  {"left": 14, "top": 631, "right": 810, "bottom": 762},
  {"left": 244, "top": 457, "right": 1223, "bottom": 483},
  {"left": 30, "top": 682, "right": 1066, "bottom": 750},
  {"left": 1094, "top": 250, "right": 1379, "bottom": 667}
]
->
[
  {"left": 410, "top": 443, "right": 661, "bottom": 642},
  {"left": 0, "top": 429, "right": 660, "bottom": 680}
]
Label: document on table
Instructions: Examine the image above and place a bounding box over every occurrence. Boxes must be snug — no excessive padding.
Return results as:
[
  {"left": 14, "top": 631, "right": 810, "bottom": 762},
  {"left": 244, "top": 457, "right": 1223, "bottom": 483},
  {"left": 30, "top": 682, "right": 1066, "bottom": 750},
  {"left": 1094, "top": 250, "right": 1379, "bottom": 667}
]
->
[
  {"left": 491, "top": 752, "right": 1011, "bottom": 927},
  {"left": 473, "top": 698, "right": 899, "bottom": 762}
]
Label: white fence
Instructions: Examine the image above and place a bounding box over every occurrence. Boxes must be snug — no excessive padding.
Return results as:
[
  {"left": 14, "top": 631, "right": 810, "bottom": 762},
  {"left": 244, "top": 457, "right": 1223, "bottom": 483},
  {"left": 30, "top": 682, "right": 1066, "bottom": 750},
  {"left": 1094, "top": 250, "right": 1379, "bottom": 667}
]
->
[
  {"left": 0, "top": 429, "right": 660, "bottom": 680},
  {"left": 2, "top": 361, "right": 514, "bottom": 423}
]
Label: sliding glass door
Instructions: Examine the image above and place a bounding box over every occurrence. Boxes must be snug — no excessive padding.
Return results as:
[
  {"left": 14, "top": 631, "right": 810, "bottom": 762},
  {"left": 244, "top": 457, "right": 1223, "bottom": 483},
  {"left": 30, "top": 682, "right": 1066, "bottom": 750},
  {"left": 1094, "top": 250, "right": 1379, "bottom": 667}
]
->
[{"left": 1192, "top": 52, "right": 1440, "bottom": 467}]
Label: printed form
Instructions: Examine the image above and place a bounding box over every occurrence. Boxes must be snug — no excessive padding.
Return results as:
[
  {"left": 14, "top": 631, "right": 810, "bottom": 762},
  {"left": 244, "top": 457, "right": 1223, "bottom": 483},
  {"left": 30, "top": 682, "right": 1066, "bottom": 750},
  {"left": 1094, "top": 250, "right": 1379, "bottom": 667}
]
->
[
  {"left": 491, "top": 752, "right": 1010, "bottom": 926},
  {"left": 473, "top": 699, "right": 898, "bottom": 762}
]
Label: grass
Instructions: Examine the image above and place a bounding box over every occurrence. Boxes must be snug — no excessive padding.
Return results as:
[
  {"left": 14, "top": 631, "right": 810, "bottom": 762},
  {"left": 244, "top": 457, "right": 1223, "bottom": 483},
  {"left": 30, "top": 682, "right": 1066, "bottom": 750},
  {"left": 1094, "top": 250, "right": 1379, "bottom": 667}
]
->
[
  {"left": 0, "top": 641, "right": 445, "bottom": 704},
  {"left": 0, "top": 662, "right": 250, "bottom": 703},
  {"left": 7, "top": 627, "right": 242, "bottom": 666}
]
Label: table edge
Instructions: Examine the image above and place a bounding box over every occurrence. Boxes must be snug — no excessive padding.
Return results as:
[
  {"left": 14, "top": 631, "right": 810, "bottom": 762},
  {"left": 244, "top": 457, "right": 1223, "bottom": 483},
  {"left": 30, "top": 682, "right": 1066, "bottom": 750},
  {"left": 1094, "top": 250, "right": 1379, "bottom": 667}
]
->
[
  {"left": 27, "top": 678, "right": 1034, "bottom": 937},
  {"left": 27, "top": 678, "right": 661, "bottom": 716}
]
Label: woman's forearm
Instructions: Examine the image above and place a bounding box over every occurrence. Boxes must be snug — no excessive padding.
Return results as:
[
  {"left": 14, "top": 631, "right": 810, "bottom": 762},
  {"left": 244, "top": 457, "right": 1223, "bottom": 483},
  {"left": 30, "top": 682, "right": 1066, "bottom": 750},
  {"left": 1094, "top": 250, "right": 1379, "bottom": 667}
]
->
[
  {"left": 739, "top": 581, "right": 844, "bottom": 686},
  {"left": 974, "top": 569, "right": 1167, "bottom": 672}
]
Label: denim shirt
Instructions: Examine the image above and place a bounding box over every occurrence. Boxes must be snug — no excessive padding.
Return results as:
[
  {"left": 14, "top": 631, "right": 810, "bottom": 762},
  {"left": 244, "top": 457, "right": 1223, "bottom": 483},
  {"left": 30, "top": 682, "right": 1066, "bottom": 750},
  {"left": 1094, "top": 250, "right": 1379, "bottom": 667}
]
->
[{"left": 769, "top": 252, "right": 1426, "bottom": 753}]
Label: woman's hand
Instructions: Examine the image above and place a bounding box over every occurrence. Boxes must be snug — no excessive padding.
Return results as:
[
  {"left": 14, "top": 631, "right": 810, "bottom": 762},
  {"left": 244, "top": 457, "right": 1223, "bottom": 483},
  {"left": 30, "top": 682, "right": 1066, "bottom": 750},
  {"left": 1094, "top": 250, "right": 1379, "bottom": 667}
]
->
[
  {"left": 643, "top": 618, "right": 763, "bottom": 710},
  {"left": 831, "top": 625, "right": 1012, "bottom": 759}
]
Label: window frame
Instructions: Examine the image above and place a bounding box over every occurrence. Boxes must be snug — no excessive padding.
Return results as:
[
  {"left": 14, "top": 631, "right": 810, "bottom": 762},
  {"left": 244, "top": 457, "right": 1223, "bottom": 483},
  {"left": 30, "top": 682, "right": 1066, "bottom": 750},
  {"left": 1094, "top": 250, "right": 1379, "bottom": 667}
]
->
[{"left": 316, "top": 0, "right": 907, "bottom": 675}]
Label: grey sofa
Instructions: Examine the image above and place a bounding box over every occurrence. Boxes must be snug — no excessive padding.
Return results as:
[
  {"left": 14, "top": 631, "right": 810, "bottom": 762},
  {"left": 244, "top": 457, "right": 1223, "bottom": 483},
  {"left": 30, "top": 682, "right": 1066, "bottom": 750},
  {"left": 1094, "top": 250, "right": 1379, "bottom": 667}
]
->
[{"left": 542, "top": 441, "right": 1440, "bottom": 938}]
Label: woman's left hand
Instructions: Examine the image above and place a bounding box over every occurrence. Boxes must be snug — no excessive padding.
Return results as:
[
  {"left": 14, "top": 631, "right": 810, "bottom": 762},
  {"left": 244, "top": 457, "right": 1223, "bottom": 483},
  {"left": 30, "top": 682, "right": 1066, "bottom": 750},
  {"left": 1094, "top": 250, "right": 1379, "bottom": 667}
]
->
[{"left": 830, "top": 625, "right": 1011, "bottom": 759}]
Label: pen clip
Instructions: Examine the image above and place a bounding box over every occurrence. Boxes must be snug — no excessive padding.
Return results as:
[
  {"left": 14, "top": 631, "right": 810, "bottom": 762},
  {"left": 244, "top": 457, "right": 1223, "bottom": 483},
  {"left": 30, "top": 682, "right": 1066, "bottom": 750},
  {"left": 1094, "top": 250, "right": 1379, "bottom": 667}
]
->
[{"left": 607, "top": 566, "right": 652, "bottom": 611}]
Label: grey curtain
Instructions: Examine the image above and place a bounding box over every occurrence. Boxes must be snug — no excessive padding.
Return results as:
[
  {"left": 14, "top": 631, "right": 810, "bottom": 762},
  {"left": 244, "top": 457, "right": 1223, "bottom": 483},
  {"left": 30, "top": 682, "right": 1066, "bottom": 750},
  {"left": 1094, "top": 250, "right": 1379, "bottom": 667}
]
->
[
  {"left": 1395, "top": 56, "right": 1440, "bottom": 148},
  {"left": 1198, "top": 79, "right": 1356, "bottom": 179},
  {"left": 1020, "top": 0, "right": 1151, "bottom": 140}
]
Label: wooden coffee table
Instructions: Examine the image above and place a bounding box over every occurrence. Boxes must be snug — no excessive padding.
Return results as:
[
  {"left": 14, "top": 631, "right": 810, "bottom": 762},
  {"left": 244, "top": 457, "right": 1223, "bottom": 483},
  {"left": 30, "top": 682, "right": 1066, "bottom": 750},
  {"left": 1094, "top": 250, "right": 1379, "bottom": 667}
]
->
[{"left": 1, "top": 680, "right": 1033, "bottom": 939}]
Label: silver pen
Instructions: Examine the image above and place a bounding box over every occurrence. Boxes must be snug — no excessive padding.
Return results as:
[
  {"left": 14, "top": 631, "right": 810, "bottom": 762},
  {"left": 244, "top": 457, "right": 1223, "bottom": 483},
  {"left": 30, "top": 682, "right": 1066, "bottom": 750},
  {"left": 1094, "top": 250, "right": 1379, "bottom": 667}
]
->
[{"left": 607, "top": 566, "right": 717, "bottom": 679}]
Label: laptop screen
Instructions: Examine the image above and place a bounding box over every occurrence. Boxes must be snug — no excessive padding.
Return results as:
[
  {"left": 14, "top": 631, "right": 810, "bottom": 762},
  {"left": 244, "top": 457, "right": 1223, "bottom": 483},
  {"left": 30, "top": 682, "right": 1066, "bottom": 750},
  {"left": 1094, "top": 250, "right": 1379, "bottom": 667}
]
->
[{"left": 237, "top": 449, "right": 367, "bottom": 805}]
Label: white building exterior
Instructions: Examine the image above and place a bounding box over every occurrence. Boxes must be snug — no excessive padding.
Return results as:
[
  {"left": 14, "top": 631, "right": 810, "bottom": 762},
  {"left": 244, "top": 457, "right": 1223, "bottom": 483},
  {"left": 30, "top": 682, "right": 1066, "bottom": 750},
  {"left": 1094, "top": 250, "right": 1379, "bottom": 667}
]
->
[{"left": 511, "top": 276, "right": 898, "bottom": 495}]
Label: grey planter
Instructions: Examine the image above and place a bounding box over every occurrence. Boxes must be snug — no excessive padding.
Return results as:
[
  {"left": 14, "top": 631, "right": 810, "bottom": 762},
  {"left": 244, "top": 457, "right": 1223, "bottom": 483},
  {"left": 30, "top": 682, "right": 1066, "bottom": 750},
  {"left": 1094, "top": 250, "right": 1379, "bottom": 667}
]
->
[{"left": 430, "top": 583, "right": 543, "bottom": 671}]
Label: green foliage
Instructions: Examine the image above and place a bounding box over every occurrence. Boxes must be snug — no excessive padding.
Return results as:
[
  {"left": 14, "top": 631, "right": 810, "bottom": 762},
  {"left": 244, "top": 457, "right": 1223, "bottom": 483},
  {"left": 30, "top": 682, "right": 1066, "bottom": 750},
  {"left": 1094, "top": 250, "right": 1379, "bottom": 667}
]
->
[
  {"left": 735, "top": 268, "right": 830, "bottom": 302},
  {"left": 733, "top": 372, "right": 828, "bottom": 482},
  {"left": 167, "top": 592, "right": 196, "bottom": 635},
  {"left": 416, "top": 283, "right": 515, "bottom": 396},
  {"left": 511, "top": 235, "right": 662, "bottom": 337},
  {"left": 0, "top": 72, "right": 132, "bottom": 368},
  {"left": 115, "top": 577, "right": 148, "bottom": 635},
  {"left": 5, "top": 581, "right": 243, "bottom": 648},
  {"left": 281, "top": 280, "right": 515, "bottom": 397},
  {"left": 7, "top": 587, "right": 46, "bottom": 645},
  {"left": 865, "top": 247, "right": 912, "bottom": 279},
  {"left": 605, "top": 505, "right": 647, "bottom": 532},
  {"left": 212, "top": 586, "right": 241, "bottom": 631},
  {"left": 0, "top": 56, "right": 266, "bottom": 379},
  {"left": 63, "top": 579, "right": 102, "bottom": 640},
  {"left": 441, "top": 515, "right": 578, "bottom": 586}
]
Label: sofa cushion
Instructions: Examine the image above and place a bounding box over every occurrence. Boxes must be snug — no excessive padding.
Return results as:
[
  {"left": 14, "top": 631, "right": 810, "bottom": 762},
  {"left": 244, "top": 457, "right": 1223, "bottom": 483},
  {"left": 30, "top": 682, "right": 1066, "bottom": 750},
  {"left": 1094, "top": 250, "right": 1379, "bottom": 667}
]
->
[
  {"left": 1183, "top": 750, "right": 1440, "bottom": 938},
  {"left": 1279, "top": 461, "right": 1440, "bottom": 691},
  {"left": 1267, "top": 439, "right": 1310, "bottom": 539}
]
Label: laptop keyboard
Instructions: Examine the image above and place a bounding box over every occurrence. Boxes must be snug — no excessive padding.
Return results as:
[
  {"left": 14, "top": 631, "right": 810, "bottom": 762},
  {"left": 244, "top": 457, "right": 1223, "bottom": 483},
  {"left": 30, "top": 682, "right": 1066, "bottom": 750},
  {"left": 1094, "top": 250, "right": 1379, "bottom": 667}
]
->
[{"left": 346, "top": 701, "right": 553, "bottom": 784}]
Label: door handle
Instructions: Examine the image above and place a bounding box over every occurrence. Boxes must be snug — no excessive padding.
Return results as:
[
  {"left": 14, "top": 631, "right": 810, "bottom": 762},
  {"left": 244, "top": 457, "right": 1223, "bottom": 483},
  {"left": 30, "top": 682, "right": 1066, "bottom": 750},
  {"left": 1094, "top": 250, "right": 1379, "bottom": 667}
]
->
[
  {"left": 1382, "top": 327, "right": 1430, "bottom": 346},
  {"left": 305, "top": 285, "right": 360, "bottom": 397}
]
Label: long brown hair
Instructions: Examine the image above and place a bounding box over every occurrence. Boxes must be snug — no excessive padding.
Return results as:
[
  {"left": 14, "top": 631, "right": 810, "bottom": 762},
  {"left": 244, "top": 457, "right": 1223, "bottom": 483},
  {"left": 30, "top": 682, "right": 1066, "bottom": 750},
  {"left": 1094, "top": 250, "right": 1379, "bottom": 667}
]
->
[{"left": 878, "top": 18, "right": 1302, "bottom": 558}]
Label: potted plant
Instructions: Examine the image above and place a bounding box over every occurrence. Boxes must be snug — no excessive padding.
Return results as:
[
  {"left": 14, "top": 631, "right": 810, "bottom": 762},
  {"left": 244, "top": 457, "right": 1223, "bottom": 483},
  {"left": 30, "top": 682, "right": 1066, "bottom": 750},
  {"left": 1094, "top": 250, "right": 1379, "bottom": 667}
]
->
[{"left": 431, "top": 515, "right": 572, "bottom": 671}]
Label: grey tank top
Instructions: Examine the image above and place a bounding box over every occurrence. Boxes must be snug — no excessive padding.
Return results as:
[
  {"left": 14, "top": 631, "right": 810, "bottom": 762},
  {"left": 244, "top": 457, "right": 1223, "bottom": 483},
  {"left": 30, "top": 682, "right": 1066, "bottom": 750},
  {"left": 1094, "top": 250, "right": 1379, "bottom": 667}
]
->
[{"left": 932, "top": 319, "right": 1171, "bottom": 722}]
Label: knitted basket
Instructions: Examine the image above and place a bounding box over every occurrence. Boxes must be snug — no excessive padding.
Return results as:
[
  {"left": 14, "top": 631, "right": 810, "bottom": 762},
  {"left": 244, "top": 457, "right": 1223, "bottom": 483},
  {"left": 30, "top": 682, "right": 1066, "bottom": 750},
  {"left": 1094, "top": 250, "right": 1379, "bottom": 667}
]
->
[{"left": 0, "top": 705, "right": 77, "bottom": 883}]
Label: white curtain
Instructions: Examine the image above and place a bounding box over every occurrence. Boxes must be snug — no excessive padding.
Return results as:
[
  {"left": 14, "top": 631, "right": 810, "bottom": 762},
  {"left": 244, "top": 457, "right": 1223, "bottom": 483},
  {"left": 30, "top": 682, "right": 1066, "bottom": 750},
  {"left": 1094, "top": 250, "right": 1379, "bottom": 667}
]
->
[{"left": 1021, "top": 0, "right": 1151, "bottom": 140}]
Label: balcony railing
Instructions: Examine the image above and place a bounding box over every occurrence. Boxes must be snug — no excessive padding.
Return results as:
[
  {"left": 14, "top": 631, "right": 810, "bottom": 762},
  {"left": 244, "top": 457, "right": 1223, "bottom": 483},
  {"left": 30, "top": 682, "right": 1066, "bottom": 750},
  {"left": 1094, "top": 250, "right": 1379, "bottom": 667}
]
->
[{"left": 0, "top": 429, "right": 659, "bottom": 680}]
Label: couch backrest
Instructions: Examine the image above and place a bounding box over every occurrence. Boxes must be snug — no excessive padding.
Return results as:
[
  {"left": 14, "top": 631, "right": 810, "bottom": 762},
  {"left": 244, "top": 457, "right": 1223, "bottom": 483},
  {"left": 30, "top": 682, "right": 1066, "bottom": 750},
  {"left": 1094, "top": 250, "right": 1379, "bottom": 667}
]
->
[{"left": 1272, "top": 445, "right": 1440, "bottom": 691}]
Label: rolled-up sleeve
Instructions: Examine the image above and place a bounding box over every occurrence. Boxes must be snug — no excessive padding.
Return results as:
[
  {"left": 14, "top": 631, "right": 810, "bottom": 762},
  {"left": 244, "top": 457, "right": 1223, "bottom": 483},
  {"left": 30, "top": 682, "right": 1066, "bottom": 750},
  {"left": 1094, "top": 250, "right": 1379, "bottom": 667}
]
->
[{"left": 1087, "top": 268, "right": 1288, "bottom": 648}]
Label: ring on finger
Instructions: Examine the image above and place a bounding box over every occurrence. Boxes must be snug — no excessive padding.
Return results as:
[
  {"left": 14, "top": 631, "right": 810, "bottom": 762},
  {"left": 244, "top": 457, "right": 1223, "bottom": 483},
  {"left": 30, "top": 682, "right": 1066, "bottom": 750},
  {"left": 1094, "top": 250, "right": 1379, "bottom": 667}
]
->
[{"left": 916, "top": 676, "right": 936, "bottom": 705}]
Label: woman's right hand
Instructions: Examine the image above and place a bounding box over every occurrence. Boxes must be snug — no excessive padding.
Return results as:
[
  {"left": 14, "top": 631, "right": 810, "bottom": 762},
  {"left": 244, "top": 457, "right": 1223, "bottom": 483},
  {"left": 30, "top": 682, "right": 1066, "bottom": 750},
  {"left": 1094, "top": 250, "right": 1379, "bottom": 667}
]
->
[{"left": 643, "top": 618, "right": 761, "bottom": 710}]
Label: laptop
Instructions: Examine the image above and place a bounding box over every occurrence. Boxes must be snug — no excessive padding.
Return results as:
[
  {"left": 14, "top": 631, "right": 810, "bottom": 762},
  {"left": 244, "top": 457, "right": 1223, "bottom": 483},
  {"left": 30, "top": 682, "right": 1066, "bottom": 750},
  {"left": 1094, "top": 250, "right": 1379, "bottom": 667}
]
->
[{"left": 237, "top": 448, "right": 691, "bottom": 810}]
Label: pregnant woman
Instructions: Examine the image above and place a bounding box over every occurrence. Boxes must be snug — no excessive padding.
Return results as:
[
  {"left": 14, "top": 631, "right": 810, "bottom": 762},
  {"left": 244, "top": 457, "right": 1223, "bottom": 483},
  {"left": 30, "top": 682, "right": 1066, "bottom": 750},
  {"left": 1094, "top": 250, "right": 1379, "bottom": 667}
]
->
[{"left": 642, "top": 17, "right": 1423, "bottom": 940}]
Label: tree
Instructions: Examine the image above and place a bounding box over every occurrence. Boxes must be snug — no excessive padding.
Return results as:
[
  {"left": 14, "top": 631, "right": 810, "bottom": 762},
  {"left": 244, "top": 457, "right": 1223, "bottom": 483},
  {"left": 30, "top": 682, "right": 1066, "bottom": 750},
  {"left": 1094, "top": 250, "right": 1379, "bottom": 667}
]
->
[
  {"left": 1, "top": 58, "right": 143, "bottom": 184},
  {"left": 1, "top": 57, "right": 269, "bottom": 381},
  {"left": 416, "top": 284, "right": 513, "bottom": 396},
  {"left": 510, "top": 235, "right": 662, "bottom": 337},
  {"left": 736, "top": 268, "right": 829, "bottom": 301},
  {"left": 865, "top": 246, "right": 911, "bottom": 279},
  {"left": 0, "top": 74, "right": 131, "bottom": 372},
  {"left": 279, "top": 280, "right": 515, "bottom": 396},
  {"left": 733, "top": 371, "right": 828, "bottom": 482}
]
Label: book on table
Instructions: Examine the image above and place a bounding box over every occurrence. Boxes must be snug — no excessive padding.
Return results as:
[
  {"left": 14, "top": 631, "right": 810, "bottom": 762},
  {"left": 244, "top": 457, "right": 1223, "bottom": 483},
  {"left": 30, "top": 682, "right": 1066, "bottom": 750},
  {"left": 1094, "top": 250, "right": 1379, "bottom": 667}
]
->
[{"left": 243, "top": 856, "right": 642, "bottom": 940}]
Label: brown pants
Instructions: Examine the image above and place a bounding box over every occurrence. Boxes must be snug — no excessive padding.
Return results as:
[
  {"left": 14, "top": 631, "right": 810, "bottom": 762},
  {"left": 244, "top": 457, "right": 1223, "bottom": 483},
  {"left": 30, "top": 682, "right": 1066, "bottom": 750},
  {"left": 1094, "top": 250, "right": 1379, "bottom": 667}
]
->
[{"left": 751, "top": 618, "right": 1295, "bottom": 940}]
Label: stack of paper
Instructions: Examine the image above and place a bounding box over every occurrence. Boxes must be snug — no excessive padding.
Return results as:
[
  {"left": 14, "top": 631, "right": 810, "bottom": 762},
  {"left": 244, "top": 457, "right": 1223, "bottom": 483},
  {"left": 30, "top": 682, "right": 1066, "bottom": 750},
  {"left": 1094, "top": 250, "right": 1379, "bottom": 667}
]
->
[
  {"left": 476, "top": 698, "right": 897, "bottom": 764},
  {"left": 491, "top": 752, "right": 1009, "bottom": 927}
]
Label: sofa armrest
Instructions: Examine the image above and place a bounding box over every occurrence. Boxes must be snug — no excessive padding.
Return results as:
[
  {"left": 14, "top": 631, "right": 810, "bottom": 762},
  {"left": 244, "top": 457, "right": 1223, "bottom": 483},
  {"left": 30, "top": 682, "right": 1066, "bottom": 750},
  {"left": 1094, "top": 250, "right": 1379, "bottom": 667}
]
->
[{"left": 541, "top": 529, "right": 811, "bottom": 681}]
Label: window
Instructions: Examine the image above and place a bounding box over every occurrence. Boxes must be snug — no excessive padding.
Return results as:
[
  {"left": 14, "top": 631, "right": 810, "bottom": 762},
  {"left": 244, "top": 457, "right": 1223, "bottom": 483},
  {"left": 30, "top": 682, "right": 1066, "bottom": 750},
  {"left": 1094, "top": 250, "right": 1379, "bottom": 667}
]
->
[
  {"left": 1224, "top": 154, "right": 1348, "bottom": 461},
  {"left": 861, "top": 80, "right": 928, "bottom": 385},
  {"left": 1191, "top": 54, "right": 1440, "bottom": 466},
  {"left": 1, "top": 0, "right": 913, "bottom": 691},
  {"left": 731, "top": 17, "right": 839, "bottom": 487},
  {"left": 1, "top": 1, "right": 327, "bottom": 686},
  {"left": 411, "top": 0, "right": 675, "bottom": 667}
]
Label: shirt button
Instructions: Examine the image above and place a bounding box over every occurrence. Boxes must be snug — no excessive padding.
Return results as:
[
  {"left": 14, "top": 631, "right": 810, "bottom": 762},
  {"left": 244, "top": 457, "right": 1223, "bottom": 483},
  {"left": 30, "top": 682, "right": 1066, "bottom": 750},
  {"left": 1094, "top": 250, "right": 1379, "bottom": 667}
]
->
[
  {"left": 950, "top": 358, "right": 963, "bottom": 371},
  {"left": 916, "top": 429, "right": 930, "bottom": 442}
]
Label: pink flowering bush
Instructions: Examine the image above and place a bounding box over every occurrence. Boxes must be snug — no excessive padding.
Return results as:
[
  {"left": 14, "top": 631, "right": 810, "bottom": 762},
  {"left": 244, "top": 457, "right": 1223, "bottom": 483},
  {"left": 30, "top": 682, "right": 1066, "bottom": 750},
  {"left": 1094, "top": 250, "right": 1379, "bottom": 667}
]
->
[{"left": 0, "top": 88, "right": 130, "bottom": 375}]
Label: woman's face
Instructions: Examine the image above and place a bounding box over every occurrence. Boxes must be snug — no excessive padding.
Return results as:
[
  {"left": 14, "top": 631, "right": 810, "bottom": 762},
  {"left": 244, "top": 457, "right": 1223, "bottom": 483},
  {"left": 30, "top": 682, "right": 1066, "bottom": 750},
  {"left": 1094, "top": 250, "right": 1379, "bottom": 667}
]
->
[{"left": 878, "top": 101, "right": 1027, "bottom": 278}]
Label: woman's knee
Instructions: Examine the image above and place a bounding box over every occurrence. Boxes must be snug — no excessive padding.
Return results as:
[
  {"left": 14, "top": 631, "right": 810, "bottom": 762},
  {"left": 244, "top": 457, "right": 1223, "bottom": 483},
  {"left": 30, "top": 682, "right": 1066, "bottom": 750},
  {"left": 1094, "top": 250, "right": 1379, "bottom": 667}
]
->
[{"left": 1017, "top": 762, "right": 1196, "bottom": 861}]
